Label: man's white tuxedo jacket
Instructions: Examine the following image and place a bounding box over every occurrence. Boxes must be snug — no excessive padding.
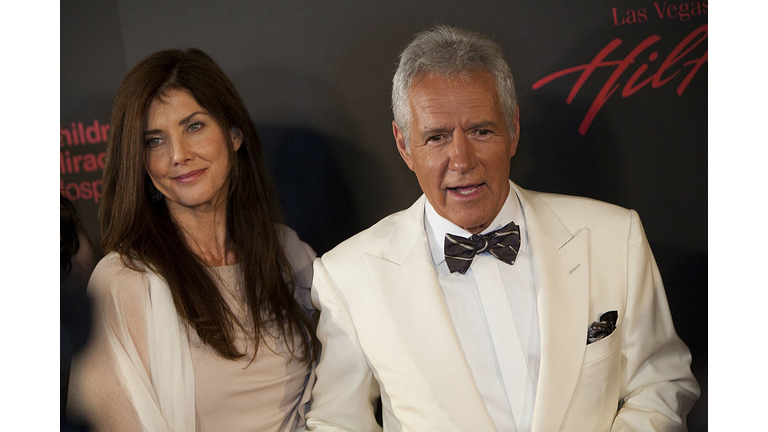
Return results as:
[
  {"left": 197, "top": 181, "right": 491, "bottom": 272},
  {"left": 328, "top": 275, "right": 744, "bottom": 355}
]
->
[{"left": 306, "top": 182, "right": 699, "bottom": 432}]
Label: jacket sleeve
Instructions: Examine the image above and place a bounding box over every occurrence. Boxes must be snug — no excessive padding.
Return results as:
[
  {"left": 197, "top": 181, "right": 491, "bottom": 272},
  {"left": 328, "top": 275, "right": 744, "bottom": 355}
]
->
[
  {"left": 304, "top": 258, "right": 383, "bottom": 432},
  {"left": 610, "top": 211, "right": 700, "bottom": 431}
]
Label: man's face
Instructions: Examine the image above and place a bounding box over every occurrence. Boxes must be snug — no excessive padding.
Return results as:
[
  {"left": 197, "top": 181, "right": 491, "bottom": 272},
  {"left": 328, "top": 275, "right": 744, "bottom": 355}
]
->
[{"left": 394, "top": 71, "right": 519, "bottom": 234}]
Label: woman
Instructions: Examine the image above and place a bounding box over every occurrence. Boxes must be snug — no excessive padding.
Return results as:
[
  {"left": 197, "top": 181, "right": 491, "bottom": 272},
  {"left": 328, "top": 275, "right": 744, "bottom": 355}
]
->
[{"left": 68, "top": 49, "right": 320, "bottom": 432}]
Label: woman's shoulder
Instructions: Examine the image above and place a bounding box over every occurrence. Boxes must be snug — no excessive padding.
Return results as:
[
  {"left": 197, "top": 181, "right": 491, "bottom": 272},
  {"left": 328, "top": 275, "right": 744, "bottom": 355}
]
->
[
  {"left": 88, "top": 252, "right": 151, "bottom": 298},
  {"left": 275, "top": 225, "right": 316, "bottom": 309},
  {"left": 276, "top": 224, "right": 316, "bottom": 271}
]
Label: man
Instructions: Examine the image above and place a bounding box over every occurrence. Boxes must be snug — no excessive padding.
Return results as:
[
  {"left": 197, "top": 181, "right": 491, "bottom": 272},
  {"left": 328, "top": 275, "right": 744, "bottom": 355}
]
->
[{"left": 306, "top": 25, "right": 699, "bottom": 432}]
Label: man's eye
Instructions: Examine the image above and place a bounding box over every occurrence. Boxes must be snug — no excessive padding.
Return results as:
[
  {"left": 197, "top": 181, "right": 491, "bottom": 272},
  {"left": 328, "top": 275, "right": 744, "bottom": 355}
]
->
[
  {"left": 427, "top": 134, "right": 443, "bottom": 142},
  {"left": 476, "top": 129, "right": 491, "bottom": 135}
]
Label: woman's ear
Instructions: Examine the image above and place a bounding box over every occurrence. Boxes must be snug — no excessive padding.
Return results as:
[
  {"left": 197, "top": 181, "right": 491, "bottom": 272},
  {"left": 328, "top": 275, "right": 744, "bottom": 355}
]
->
[{"left": 230, "top": 128, "right": 243, "bottom": 151}]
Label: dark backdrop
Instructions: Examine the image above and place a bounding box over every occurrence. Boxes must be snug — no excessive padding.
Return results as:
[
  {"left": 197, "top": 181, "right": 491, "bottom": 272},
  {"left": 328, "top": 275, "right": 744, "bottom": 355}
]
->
[{"left": 61, "top": 1, "right": 707, "bottom": 429}]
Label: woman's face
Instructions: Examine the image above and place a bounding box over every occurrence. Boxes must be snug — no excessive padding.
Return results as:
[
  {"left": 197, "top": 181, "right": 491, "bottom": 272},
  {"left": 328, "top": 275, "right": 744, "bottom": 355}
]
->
[{"left": 144, "top": 88, "right": 242, "bottom": 215}]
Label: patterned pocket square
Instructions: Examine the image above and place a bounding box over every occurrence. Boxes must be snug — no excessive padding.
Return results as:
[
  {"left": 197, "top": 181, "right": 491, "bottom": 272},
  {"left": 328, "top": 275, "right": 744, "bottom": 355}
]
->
[{"left": 587, "top": 310, "right": 618, "bottom": 345}]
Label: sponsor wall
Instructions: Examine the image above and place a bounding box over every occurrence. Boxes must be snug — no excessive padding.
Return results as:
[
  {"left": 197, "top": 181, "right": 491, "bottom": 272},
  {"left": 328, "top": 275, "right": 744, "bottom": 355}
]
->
[{"left": 61, "top": 0, "right": 707, "bottom": 428}]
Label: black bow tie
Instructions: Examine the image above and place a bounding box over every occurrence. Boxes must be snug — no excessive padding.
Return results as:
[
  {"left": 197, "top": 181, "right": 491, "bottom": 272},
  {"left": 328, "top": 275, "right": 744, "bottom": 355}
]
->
[{"left": 444, "top": 221, "right": 521, "bottom": 275}]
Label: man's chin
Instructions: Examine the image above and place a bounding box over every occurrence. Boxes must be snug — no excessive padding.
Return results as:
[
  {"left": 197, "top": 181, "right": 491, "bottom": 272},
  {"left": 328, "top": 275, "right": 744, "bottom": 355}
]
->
[{"left": 447, "top": 215, "right": 493, "bottom": 235}]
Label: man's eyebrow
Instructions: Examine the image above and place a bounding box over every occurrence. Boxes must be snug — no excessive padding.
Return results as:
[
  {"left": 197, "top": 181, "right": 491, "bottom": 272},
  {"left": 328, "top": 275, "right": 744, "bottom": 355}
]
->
[
  {"left": 144, "top": 111, "right": 206, "bottom": 135},
  {"left": 419, "top": 120, "right": 499, "bottom": 138},
  {"left": 465, "top": 120, "right": 498, "bottom": 130},
  {"left": 420, "top": 127, "right": 449, "bottom": 140}
]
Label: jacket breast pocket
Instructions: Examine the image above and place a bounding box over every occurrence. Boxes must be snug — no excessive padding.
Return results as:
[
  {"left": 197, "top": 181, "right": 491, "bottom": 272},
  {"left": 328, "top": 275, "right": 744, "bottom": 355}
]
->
[
  {"left": 562, "top": 328, "right": 622, "bottom": 432},
  {"left": 583, "top": 325, "right": 621, "bottom": 364}
]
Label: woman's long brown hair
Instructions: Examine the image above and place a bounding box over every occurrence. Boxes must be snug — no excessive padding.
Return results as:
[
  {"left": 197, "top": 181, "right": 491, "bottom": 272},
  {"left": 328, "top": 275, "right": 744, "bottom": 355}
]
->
[{"left": 99, "top": 48, "right": 319, "bottom": 362}]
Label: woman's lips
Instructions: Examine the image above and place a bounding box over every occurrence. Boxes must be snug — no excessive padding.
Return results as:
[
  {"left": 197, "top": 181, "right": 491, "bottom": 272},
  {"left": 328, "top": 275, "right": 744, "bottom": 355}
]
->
[{"left": 173, "top": 169, "right": 206, "bottom": 183}]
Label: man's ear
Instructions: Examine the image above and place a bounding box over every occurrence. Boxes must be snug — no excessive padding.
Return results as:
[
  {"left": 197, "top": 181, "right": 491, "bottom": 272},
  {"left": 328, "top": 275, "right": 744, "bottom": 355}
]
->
[
  {"left": 393, "top": 121, "right": 414, "bottom": 171},
  {"left": 230, "top": 127, "right": 243, "bottom": 151},
  {"left": 509, "top": 106, "right": 520, "bottom": 158}
]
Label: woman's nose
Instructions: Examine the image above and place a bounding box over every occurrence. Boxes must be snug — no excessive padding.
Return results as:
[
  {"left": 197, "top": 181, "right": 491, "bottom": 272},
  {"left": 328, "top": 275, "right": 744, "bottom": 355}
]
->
[{"left": 170, "top": 138, "right": 193, "bottom": 165}]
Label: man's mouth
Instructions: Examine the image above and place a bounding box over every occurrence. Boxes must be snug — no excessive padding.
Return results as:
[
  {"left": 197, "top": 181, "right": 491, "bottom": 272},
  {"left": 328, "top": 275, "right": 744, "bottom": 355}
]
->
[{"left": 449, "top": 184, "right": 483, "bottom": 195}]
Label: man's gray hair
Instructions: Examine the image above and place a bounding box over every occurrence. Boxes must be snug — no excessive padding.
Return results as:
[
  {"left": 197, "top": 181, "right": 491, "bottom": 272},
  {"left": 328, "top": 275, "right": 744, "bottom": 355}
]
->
[{"left": 392, "top": 25, "right": 518, "bottom": 147}]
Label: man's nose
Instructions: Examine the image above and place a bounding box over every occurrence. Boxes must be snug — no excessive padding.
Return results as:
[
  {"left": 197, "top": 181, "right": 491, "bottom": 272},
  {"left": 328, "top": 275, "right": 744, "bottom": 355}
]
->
[{"left": 449, "top": 133, "right": 477, "bottom": 173}]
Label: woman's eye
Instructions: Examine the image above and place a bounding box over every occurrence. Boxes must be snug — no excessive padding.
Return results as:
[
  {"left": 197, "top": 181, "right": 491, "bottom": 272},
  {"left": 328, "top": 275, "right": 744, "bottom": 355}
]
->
[
  {"left": 146, "top": 137, "right": 162, "bottom": 147},
  {"left": 188, "top": 122, "right": 203, "bottom": 132}
]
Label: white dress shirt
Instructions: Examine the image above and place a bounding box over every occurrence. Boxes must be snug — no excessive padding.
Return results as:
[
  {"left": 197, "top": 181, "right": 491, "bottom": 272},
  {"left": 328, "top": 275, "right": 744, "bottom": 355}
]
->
[{"left": 424, "top": 185, "right": 540, "bottom": 432}]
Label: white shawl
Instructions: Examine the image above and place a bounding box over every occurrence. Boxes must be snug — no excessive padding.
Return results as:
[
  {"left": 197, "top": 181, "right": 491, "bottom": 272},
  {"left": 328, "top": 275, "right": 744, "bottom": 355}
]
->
[{"left": 68, "top": 227, "right": 316, "bottom": 432}]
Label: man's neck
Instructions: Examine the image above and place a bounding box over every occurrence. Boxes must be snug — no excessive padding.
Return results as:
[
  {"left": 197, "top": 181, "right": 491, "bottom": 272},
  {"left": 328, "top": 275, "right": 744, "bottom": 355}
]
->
[{"left": 423, "top": 182, "right": 522, "bottom": 264}]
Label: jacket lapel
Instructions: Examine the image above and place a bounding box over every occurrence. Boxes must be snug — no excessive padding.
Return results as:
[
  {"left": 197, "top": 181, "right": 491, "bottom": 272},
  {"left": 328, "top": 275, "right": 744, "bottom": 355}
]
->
[
  {"left": 365, "top": 185, "right": 590, "bottom": 431},
  {"left": 365, "top": 196, "right": 496, "bottom": 432},
  {"left": 514, "top": 185, "right": 591, "bottom": 432}
]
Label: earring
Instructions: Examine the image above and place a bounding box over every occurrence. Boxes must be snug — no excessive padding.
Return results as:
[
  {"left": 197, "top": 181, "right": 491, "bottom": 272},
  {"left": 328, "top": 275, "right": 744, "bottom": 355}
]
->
[{"left": 148, "top": 183, "right": 164, "bottom": 202}]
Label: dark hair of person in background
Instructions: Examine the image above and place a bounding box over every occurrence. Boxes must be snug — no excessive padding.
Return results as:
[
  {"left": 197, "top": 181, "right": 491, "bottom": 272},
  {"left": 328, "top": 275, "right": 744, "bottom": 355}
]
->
[
  {"left": 61, "top": 195, "right": 81, "bottom": 282},
  {"left": 99, "top": 48, "right": 319, "bottom": 362},
  {"left": 60, "top": 193, "right": 93, "bottom": 430}
]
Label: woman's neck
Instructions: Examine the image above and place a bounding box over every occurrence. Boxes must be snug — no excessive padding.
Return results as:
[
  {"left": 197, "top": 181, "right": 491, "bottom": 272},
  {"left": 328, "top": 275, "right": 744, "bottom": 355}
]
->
[{"left": 167, "top": 201, "right": 236, "bottom": 267}]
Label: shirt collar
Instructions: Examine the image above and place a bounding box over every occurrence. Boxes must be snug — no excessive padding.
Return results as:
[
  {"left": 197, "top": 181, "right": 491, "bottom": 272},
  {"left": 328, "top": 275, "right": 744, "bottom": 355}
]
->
[{"left": 424, "top": 180, "right": 526, "bottom": 266}]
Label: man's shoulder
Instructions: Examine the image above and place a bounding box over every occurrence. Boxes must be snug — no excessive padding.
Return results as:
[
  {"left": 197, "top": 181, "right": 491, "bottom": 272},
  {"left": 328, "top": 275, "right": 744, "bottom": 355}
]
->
[
  {"left": 323, "top": 208, "right": 408, "bottom": 260},
  {"left": 521, "top": 187, "right": 632, "bottom": 223},
  {"left": 321, "top": 195, "right": 425, "bottom": 265},
  {"left": 530, "top": 189, "right": 628, "bottom": 214},
  {"left": 514, "top": 185, "right": 640, "bottom": 242}
]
